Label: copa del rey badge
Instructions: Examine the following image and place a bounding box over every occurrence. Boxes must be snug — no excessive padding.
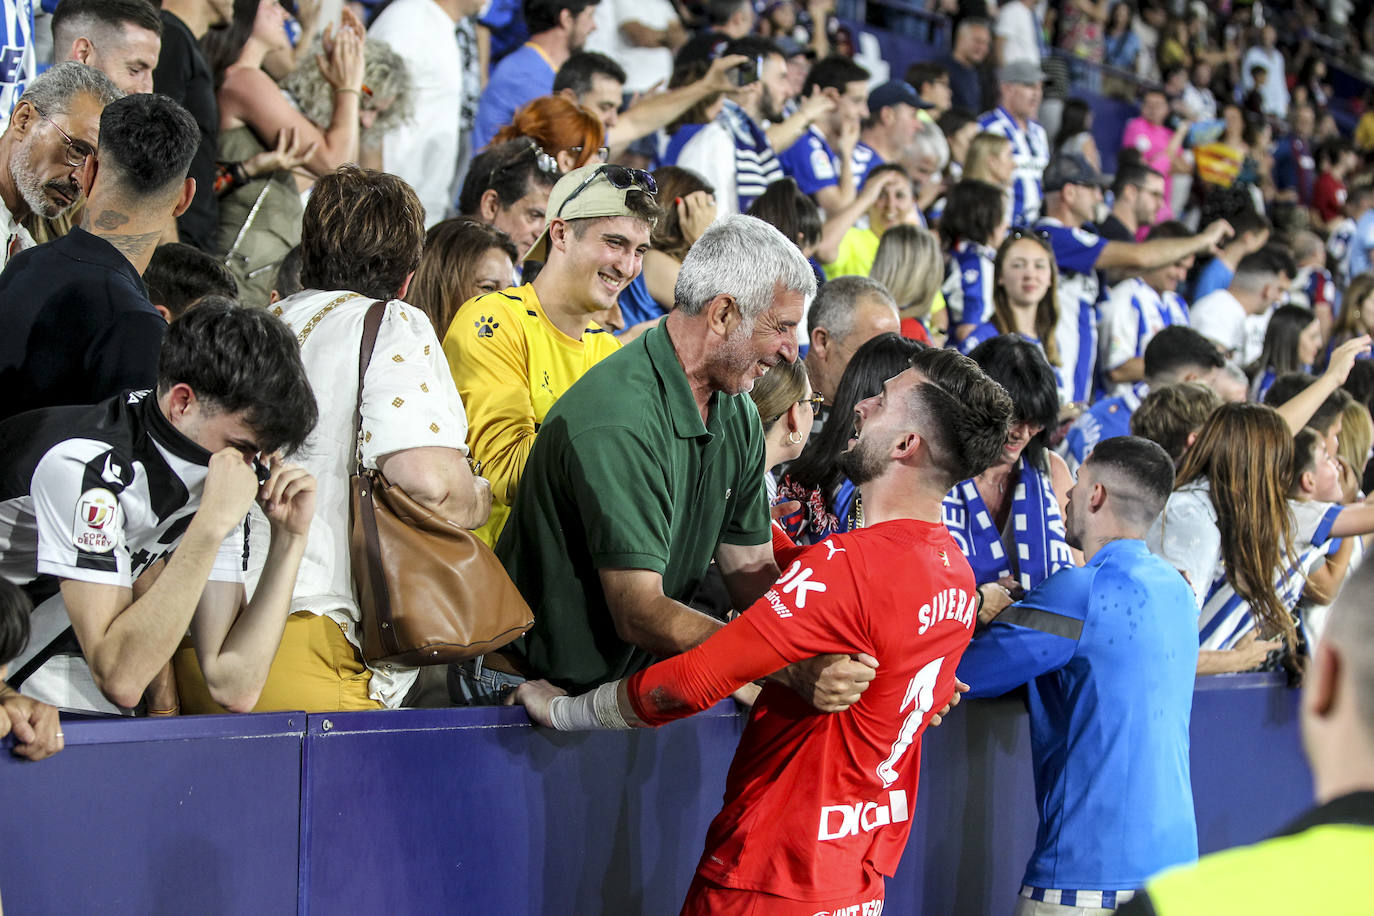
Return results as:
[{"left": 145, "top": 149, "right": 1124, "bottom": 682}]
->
[{"left": 74, "top": 488, "right": 120, "bottom": 554}]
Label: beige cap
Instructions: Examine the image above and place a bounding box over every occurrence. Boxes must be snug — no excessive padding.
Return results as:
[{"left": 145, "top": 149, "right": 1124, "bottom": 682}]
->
[{"left": 523, "top": 164, "right": 655, "bottom": 263}]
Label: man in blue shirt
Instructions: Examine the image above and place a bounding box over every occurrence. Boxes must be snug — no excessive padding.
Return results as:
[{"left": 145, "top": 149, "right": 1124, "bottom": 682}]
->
[
  {"left": 851, "top": 79, "right": 928, "bottom": 190},
  {"left": 1037, "top": 153, "right": 1233, "bottom": 405},
  {"left": 777, "top": 55, "right": 869, "bottom": 215},
  {"left": 977, "top": 60, "right": 1050, "bottom": 226},
  {"left": 960, "top": 436, "right": 1201, "bottom": 915},
  {"left": 473, "top": 0, "right": 600, "bottom": 150},
  {"left": 1063, "top": 325, "right": 1226, "bottom": 471}
]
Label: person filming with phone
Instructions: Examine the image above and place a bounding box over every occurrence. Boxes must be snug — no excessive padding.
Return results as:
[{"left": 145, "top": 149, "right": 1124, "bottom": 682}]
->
[{"left": 675, "top": 36, "right": 791, "bottom": 217}]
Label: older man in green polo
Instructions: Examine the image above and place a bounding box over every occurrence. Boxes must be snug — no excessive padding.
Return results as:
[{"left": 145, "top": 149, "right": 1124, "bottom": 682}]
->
[{"left": 449, "top": 211, "right": 879, "bottom": 711}]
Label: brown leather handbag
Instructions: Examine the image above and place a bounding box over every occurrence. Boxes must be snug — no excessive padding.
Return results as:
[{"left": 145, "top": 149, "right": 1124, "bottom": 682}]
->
[{"left": 348, "top": 301, "right": 533, "bottom": 666}]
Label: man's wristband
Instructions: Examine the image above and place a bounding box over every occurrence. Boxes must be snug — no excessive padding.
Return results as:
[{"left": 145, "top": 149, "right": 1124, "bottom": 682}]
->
[{"left": 547, "top": 682, "right": 629, "bottom": 731}]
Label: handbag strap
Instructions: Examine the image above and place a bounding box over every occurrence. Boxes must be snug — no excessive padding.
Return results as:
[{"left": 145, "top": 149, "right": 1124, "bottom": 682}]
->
[{"left": 353, "top": 300, "right": 387, "bottom": 474}]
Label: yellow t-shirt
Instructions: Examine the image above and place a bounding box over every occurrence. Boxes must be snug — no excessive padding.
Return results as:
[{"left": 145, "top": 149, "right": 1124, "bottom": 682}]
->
[
  {"left": 443, "top": 283, "right": 620, "bottom": 546},
  {"left": 824, "top": 227, "right": 880, "bottom": 279},
  {"left": 1357, "top": 112, "right": 1374, "bottom": 153}
]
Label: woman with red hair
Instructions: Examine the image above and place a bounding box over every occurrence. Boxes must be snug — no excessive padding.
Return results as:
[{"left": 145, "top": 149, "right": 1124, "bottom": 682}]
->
[{"left": 490, "top": 96, "right": 606, "bottom": 173}]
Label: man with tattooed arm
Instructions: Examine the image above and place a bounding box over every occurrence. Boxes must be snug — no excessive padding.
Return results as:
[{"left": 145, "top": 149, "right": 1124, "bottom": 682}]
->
[{"left": 0, "top": 91, "right": 198, "bottom": 422}]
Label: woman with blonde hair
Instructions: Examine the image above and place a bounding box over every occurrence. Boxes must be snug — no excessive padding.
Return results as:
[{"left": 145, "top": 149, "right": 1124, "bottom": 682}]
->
[
  {"left": 491, "top": 96, "right": 606, "bottom": 173},
  {"left": 407, "top": 218, "right": 520, "bottom": 339},
  {"left": 963, "top": 132, "right": 1015, "bottom": 189},
  {"left": 748, "top": 359, "right": 819, "bottom": 503},
  {"left": 281, "top": 33, "right": 413, "bottom": 176},
  {"left": 869, "top": 225, "right": 946, "bottom": 344}
]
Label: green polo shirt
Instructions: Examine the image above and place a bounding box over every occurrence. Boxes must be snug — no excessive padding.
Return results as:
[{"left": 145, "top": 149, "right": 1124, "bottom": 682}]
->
[{"left": 496, "top": 322, "right": 771, "bottom": 690}]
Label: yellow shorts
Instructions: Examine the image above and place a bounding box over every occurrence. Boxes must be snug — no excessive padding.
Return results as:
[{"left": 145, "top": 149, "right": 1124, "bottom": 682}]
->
[{"left": 174, "top": 611, "right": 384, "bottom": 714}]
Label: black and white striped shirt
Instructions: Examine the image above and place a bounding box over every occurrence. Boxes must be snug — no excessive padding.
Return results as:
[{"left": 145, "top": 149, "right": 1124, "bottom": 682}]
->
[{"left": 0, "top": 390, "right": 244, "bottom": 712}]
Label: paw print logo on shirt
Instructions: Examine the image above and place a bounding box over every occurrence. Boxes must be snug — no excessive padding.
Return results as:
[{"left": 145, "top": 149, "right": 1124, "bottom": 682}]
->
[{"left": 475, "top": 315, "right": 499, "bottom": 338}]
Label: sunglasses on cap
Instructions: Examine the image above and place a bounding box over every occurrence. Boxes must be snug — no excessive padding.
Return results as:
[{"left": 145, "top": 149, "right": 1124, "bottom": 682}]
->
[
  {"left": 1006, "top": 227, "right": 1054, "bottom": 247},
  {"left": 497, "top": 139, "right": 560, "bottom": 180},
  {"left": 556, "top": 165, "right": 658, "bottom": 220}
]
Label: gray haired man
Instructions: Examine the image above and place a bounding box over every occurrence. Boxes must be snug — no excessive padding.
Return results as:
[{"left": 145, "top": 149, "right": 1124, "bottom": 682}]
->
[
  {"left": 453, "top": 215, "right": 880, "bottom": 713},
  {"left": 0, "top": 62, "right": 122, "bottom": 269},
  {"left": 804, "top": 275, "right": 901, "bottom": 410}
]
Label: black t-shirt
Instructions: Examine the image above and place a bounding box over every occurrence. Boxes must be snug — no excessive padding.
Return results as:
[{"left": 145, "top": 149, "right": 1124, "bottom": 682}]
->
[
  {"left": 0, "top": 227, "right": 166, "bottom": 422},
  {"left": 153, "top": 10, "right": 219, "bottom": 253},
  {"left": 1096, "top": 213, "right": 1136, "bottom": 243}
]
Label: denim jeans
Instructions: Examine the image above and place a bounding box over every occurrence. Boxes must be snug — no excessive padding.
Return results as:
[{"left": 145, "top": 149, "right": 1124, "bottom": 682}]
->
[{"left": 447, "top": 656, "right": 526, "bottom": 705}]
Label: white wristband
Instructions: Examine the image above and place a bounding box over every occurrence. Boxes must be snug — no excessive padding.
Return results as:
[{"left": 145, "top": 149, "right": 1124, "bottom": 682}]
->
[
  {"left": 592, "top": 681, "right": 630, "bottom": 729},
  {"left": 547, "top": 692, "right": 599, "bottom": 731},
  {"left": 546, "top": 683, "right": 630, "bottom": 731}
]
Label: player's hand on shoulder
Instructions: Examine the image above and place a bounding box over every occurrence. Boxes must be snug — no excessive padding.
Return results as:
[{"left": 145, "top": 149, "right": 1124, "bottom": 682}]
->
[
  {"left": 784, "top": 652, "right": 879, "bottom": 713},
  {"left": 509, "top": 679, "right": 567, "bottom": 728}
]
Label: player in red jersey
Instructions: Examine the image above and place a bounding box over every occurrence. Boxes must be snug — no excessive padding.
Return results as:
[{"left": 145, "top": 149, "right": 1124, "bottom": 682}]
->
[{"left": 514, "top": 346, "right": 1013, "bottom": 914}]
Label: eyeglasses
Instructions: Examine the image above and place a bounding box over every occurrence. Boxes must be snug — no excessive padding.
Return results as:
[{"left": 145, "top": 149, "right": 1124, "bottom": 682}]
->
[
  {"left": 802, "top": 392, "right": 824, "bottom": 415},
  {"left": 568, "top": 145, "right": 610, "bottom": 163},
  {"left": 35, "top": 107, "right": 95, "bottom": 168},
  {"left": 556, "top": 164, "right": 658, "bottom": 220}
]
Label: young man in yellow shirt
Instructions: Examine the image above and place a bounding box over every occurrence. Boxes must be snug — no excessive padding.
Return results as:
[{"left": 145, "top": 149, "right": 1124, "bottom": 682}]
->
[{"left": 443, "top": 164, "right": 662, "bottom": 545}]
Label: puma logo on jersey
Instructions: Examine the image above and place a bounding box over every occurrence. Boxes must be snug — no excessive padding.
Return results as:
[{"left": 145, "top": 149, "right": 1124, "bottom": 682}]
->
[
  {"left": 823, "top": 541, "right": 845, "bottom": 560},
  {"left": 817, "top": 790, "right": 909, "bottom": 841}
]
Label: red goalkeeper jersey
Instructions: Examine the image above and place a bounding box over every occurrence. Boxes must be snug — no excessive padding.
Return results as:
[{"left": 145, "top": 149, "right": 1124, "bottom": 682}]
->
[{"left": 627, "top": 518, "right": 979, "bottom": 901}]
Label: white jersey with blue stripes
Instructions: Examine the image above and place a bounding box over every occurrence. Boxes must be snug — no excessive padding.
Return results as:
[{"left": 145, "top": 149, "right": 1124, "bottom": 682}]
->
[{"left": 977, "top": 106, "right": 1049, "bottom": 226}]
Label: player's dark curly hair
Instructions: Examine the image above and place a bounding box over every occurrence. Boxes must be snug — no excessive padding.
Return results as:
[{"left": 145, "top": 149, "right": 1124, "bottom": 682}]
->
[
  {"left": 909, "top": 345, "right": 1014, "bottom": 487},
  {"left": 98, "top": 94, "right": 198, "bottom": 198}
]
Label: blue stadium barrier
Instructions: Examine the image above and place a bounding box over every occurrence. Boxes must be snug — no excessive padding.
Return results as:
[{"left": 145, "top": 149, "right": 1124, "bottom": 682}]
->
[
  {"left": 0, "top": 673, "right": 1312, "bottom": 914},
  {"left": 0, "top": 713, "right": 304, "bottom": 915}
]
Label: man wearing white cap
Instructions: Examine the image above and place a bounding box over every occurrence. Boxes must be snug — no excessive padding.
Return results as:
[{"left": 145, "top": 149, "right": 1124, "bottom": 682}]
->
[
  {"left": 977, "top": 60, "right": 1050, "bottom": 226},
  {"left": 441, "top": 163, "right": 662, "bottom": 551}
]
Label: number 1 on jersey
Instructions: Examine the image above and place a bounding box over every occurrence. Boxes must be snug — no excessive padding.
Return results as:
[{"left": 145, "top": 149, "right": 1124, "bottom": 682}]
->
[{"left": 876, "top": 656, "right": 946, "bottom": 788}]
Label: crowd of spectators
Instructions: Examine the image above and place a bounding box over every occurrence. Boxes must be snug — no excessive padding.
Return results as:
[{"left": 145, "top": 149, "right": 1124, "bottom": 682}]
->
[{"left": 1, "top": 0, "right": 1374, "bottom": 908}]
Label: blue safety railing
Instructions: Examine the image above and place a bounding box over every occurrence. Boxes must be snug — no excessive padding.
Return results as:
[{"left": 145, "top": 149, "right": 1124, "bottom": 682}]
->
[{"left": 0, "top": 674, "right": 1312, "bottom": 915}]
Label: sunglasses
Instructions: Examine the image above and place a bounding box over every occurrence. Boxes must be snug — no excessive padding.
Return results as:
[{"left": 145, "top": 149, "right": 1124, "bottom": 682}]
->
[
  {"left": 556, "top": 165, "right": 657, "bottom": 220},
  {"left": 497, "top": 139, "right": 560, "bottom": 180},
  {"left": 1006, "top": 227, "right": 1053, "bottom": 247}
]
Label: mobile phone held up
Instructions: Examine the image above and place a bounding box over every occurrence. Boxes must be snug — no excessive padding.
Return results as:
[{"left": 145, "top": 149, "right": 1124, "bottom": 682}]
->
[{"left": 729, "top": 56, "right": 765, "bottom": 88}]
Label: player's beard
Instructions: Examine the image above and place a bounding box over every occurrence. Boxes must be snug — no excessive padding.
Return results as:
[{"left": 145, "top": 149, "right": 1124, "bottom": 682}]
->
[{"left": 837, "top": 433, "right": 886, "bottom": 487}]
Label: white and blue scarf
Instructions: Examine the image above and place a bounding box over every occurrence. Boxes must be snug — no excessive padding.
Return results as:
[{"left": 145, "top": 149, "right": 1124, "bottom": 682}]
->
[{"left": 941, "top": 455, "right": 1074, "bottom": 591}]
